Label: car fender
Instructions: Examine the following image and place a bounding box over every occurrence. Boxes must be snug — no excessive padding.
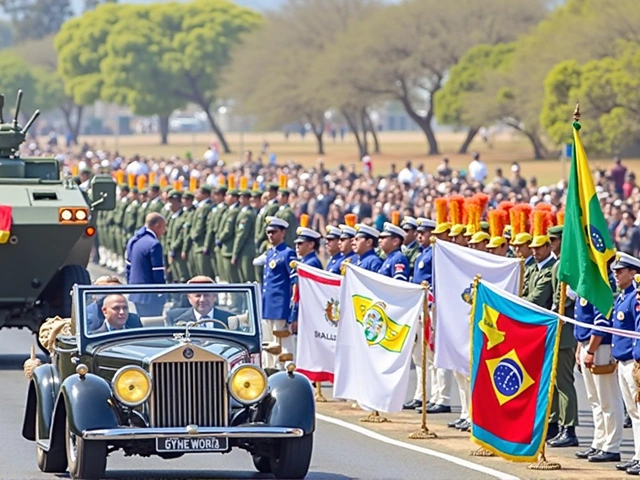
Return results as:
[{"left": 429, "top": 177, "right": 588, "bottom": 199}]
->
[
  {"left": 22, "top": 364, "right": 59, "bottom": 441},
  {"left": 262, "top": 371, "right": 315, "bottom": 434},
  {"left": 58, "top": 372, "right": 119, "bottom": 436}
]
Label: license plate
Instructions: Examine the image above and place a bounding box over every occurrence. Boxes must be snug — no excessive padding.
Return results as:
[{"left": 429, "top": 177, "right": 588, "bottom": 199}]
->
[{"left": 156, "top": 437, "right": 229, "bottom": 453}]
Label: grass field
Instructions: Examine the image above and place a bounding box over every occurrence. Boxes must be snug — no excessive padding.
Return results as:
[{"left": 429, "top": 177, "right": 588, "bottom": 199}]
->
[{"left": 73, "top": 130, "right": 632, "bottom": 186}]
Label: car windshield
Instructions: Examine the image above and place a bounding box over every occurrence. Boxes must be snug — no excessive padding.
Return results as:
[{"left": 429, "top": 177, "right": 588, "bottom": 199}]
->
[{"left": 81, "top": 286, "right": 256, "bottom": 337}]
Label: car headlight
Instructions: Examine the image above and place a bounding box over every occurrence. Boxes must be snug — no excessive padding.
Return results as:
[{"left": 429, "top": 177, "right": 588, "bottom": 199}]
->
[
  {"left": 112, "top": 366, "right": 152, "bottom": 407},
  {"left": 228, "top": 364, "right": 268, "bottom": 405}
]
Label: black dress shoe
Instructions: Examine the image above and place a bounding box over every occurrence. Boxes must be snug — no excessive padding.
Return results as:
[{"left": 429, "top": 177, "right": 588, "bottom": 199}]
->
[
  {"left": 616, "top": 459, "right": 638, "bottom": 471},
  {"left": 427, "top": 404, "right": 451, "bottom": 414},
  {"left": 546, "top": 423, "right": 560, "bottom": 442},
  {"left": 575, "top": 447, "right": 599, "bottom": 459},
  {"left": 626, "top": 414, "right": 632, "bottom": 428},
  {"left": 627, "top": 463, "right": 640, "bottom": 475},
  {"left": 403, "top": 399, "right": 422, "bottom": 410},
  {"left": 548, "top": 428, "right": 579, "bottom": 448},
  {"left": 448, "top": 418, "right": 464, "bottom": 428},
  {"left": 588, "top": 451, "right": 621, "bottom": 463}
]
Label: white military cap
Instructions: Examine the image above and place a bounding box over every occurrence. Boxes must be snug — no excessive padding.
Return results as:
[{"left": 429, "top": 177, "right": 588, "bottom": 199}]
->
[
  {"left": 355, "top": 223, "right": 380, "bottom": 239},
  {"left": 295, "top": 227, "right": 322, "bottom": 243},
  {"left": 265, "top": 216, "right": 289, "bottom": 230},
  {"left": 325, "top": 225, "right": 342, "bottom": 239},
  {"left": 340, "top": 224, "right": 357, "bottom": 238},
  {"left": 401, "top": 216, "right": 419, "bottom": 230},
  {"left": 379, "top": 222, "right": 407, "bottom": 239},
  {"left": 611, "top": 251, "right": 640, "bottom": 271},
  {"left": 417, "top": 217, "right": 437, "bottom": 231}
]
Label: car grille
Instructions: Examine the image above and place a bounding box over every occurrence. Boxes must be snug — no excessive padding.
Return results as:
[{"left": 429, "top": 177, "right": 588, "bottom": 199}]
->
[{"left": 149, "top": 361, "right": 228, "bottom": 428}]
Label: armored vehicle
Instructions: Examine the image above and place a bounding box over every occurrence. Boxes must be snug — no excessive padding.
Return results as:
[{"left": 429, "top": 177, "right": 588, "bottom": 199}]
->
[{"left": 0, "top": 90, "right": 116, "bottom": 345}]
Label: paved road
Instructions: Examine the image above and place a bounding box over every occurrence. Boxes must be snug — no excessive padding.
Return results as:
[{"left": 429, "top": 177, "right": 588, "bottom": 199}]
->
[{"left": 0, "top": 264, "right": 505, "bottom": 480}]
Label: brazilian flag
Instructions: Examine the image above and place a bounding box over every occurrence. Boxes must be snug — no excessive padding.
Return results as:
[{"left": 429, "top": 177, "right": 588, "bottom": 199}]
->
[{"left": 558, "top": 121, "right": 615, "bottom": 316}]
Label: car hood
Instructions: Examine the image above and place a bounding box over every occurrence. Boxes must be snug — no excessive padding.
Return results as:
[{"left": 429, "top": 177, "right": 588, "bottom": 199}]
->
[{"left": 92, "top": 337, "right": 246, "bottom": 376}]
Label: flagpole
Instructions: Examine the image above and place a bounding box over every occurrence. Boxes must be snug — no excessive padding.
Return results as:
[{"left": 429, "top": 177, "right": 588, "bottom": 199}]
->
[
  {"left": 409, "top": 281, "right": 437, "bottom": 439},
  {"left": 518, "top": 257, "right": 525, "bottom": 296}
]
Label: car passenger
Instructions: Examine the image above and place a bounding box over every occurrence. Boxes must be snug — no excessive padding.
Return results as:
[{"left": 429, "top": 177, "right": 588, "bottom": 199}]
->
[{"left": 92, "top": 294, "right": 132, "bottom": 333}]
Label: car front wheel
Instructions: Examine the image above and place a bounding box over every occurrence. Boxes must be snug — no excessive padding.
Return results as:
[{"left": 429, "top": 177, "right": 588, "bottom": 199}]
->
[
  {"left": 65, "top": 418, "right": 107, "bottom": 480},
  {"left": 269, "top": 433, "right": 313, "bottom": 479},
  {"left": 252, "top": 453, "right": 272, "bottom": 473},
  {"left": 35, "top": 408, "right": 67, "bottom": 473}
]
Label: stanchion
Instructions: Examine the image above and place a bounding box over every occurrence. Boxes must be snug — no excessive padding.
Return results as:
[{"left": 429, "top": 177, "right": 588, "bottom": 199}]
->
[{"left": 408, "top": 281, "right": 437, "bottom": 439}]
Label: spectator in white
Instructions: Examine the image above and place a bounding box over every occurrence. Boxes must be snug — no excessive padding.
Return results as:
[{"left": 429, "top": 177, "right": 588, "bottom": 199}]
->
[
  {"left": 125, "top": 155, "right": 149, "bottom": 176},
  {"left": 398, "top": 161, "right": 418, "bottom": 185},
  {"left": 468, "top": 152, "right": 487, "bottom": 183},
  {"left": 361, "top": 155, "right": 373, "bottom": 174}
]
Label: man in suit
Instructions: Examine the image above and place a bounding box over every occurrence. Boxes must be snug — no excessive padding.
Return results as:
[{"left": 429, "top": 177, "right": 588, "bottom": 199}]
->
[
  {"left": 92, "top": 294, "right": 134, "bottom": 333},
  {"left": 173, "top": 275, "right": 234, "bottom": 328},
  {"left": 86, "top": 276, "right": 142, "bottom": 331},
  {"left": 126, "top": 212, "right": 167, "bottom": 316}
]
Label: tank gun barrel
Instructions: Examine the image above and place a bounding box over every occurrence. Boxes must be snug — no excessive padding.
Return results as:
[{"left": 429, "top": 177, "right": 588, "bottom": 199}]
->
[
  {"left": 22, "top": 110, "right": 40, "bottom": 136},
  {"left": 12, "top": 89, "right": 22, "bottom": 129},
  {"left": 0, "top": 94, "right": 4, "bottom": 124}
]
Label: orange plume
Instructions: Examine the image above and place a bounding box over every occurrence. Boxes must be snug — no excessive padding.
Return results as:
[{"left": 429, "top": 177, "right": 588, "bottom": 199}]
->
[
  {"left": 159, "top": 175, "right": 168, "bottom": 188},
  {"left": 218, "top": 175, "right": 226, "bottom": 187},
  {"left": 474, "top": 192, "right": 490, "bottom": 216},
  {"left": 240, "top": 176, "right": 248, "bottom": 191},
  {"left": 148, "top": 171, "right": 156, "bottom": 185},
  {"left": 532, "top": 210, "right": 553, "bottom": 237},
  {"left": 449, "top": 195, "right": 465, "bottom": 225},
  {"left": 434, "top": 198, "right": 448, "bottom": 225},
  {"left": 127, "top": 173, "right": 136, "bottom": 188},
  {"left": 136, "top": 175, "right": 146, "bottom": 191},
  {"left": 189, "top": 177, "right": 198, "bottom": 192},
  {"left": 252, "top": 181, "right": 260, "bottom": 192},
  {"left": 465, "top": 198, "right": 481, "bottom": 235},
  {"left": 71, "top": 164, "right": 79, "bottom": 176},
  {"left": 391, "top": 211, "right": 400, "bottom": 226},
  {"left": 228, "top": 175, "right": 236, "bottom": 190},
  {"left": 488, "top": 210, "right": 507, "bottom": 238},
  {"left": 300, "top": 213, "right": 309, "bottom": 228},
  {"left": 279, "top": 174, "right": 288, "bottom": 190},
  {"left": 173, "top": 179, "right": 183, "bottom": 192},
  {"left": 115, "top": 170, "right": 125, "bottom": 184},
  {"left": 497, "top": 201, "right": 514, "bottom": 214},
  {"left": 557, "top": 210, "right": 565, "bottom": 227},
  {"left": 345, "top": 213, "right": 357, "bottom": 228}
]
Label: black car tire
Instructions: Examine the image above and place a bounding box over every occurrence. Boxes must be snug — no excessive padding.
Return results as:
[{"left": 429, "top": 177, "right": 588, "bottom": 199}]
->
[
  {"left": 269, "top": 433, "right": 313, "bottom": 479},
  {"left": 35, "top": 408, "right": 67, "bottom": 473},
  {"left": 65, "top": 418, "right": 107, "bottom": 480},
  {"left": 252, "top": 454, "right": 272, "bottom": 473}
]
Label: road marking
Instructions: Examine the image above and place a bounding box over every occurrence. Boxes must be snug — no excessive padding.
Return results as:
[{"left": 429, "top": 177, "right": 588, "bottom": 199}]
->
[{"left": 317, "top": 413, "right": 520, "bottom": 480}]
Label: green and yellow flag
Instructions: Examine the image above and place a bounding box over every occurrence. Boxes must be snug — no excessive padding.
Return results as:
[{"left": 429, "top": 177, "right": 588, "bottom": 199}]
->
[{"left": 558, "top": 119, "right": 615, "bottom": 315}]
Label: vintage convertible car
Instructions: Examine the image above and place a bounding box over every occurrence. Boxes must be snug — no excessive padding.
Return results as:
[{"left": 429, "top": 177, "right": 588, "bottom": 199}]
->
[{"left": 21, "top": 283, "right": 315, "bottom": 480}]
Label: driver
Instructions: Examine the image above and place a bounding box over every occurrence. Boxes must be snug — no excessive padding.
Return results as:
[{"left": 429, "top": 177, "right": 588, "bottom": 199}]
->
[
  {"left": 92, "top": 294, "right": 132, "bottom": 333},
  {"left": 174, "top": 276, "right": 234, "bottom": 329}
]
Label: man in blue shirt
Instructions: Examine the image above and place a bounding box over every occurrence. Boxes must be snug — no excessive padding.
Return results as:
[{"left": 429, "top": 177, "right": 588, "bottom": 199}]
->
[
  {"left": 573, "top": 296, "right": 623, "bottom": 464},
  {"left": 337, "top": 216, "right": 357, "bottom": 272},
  {"left": 378, "top": 222, "right": 410, "bottom": 281},
  {"left": 325, "top": 225, "right": 343, "bottom": 274},
  {"left": 609, "top": 252, "right": 640, "bottom": 472},
  {"left": 125, "top": 212, "right": 167, "bottom": 316},
  {"left": 261, "top": 216, "right": 297, "bottom": 369},
  {"left": 352, "top": 223, "right": 383, "bottom": 272},
  {"left": 412, "top": 218, "right": 435, "bottom": 285},
  {"left": 289, "top": 224, "right": 323, "bottom": 328}
]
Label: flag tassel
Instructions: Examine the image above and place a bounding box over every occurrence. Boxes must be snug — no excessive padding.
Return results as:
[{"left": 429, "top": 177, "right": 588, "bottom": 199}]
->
[{"left": 409, "top": 282, "right": 437, "bottom": 439}]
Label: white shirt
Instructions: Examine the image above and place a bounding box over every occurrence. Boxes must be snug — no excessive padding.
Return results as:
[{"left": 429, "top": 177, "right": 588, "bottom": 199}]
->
[
  {"left": 468, "top": 160, "right": 487, "bottom": 182},
  {"left": 536, "top": 254, "right": 555, "bottom": 271},
  {"left": 194, "top": 308, "right": 215, "bottom": 321}
]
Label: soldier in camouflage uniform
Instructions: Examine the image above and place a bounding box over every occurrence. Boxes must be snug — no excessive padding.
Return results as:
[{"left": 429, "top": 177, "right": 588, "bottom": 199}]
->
[
  {"left": 217, "top": 180, "right": 241, "bottom": 285},
  {"left": 400, "top": 216, "right": 421, "bottom": 274},
  {"left": 146, "top": 184, "right": 164, "bottom": 215},
  {"left": 136, "top": 188, "right": 149, "bottom": 228},
  {"left": 179, "top": 191, "right": 196, "bottom": 279},
  {"left": 186, "top": 186, "right": 214, "bottom": 277},
  {"left": 254, "top": 183, "right": 279, "bottom": 282},
  {"left": 123, "top": 187, "right": 141, "bottom": 241},
  {"left": 233, "top": 181, "right": 257, "bottom": 283},
  {"left": 112, "top": 184, "right": 131, "bottom": 272},
  {"left": 165, "top": 190, "right": 187, "bottom": 282},
  {"left": 204, "top": 180, "right": 228, "bottom": 281},
  {"left": 274, "top": 175, "right": 298, "bottom": 249}
]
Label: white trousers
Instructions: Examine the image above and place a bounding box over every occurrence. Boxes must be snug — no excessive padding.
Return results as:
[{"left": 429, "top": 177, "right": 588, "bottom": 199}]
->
[
  {"left": 410, "top": 338, "right": 452, "bottom": 405},
  {"left": 454, "top": 371, "right": 470, "bottom": 420},
  {"left": 580, "top": 344, "right": 624, "bottom": 453},
  {"left": 618, "top": 359, "right": 640, "bottom": 460},
  {"left": 261, "top": 319, "right": 295, "bottom": 369}
]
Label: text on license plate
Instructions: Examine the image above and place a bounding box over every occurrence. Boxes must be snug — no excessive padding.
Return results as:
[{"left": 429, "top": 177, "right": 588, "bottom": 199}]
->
[{"left": 156, "top": 437, "right": 229, "bottom": 452}]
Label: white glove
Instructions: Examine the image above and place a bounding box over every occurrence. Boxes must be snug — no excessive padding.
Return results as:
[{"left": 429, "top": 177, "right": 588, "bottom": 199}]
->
[
  {"left": 566, "top": 286, "right": 577, "bottom": 301},
  {"left": 252, "top": 253, "right": 267, "bottom": 267}
]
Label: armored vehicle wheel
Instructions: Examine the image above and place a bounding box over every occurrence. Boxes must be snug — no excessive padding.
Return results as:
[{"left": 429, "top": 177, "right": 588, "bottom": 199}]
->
[
  {"left": 35, "top": 408, "right": 67, "bottom": 473},
  {"left": 65, "top": 417, "right": 106, "bottom": 480},
  {"left": 54, "top": 265, "right": 91, "bottom": 318},
  {"left": 252, "top": 454, "right": 271, "bottom": 473},
  {"left": 269, "top": 433, "right": 313, "bottom": 479}
]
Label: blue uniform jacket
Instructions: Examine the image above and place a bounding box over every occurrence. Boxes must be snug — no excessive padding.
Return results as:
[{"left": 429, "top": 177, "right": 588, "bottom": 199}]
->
[
  {"left": 355, "top": 249, "right": 383, "bottom": 272},
  {"left": 262, "top": 242, "right": 297, "bottom": 321},
  {"left": 125, "top": 227, "right": 166, "bottom": 305},
  {"left": 289, "top": 251, "right": 323, "bottom": 323},
  {"left": 612, "top": 284, "right": 637, "bottom": 361},
  {"left": 326, "top": 253, "right": 344, "bottom": 275},
  {"left": 573, "top": 298, "right": 611, "bottom": 344},
  {"left": 412, "top": 245, "right": 432, "bottom": 285},
  {"left": 379, "top": 248, "right": 410, "bottom": 281}
]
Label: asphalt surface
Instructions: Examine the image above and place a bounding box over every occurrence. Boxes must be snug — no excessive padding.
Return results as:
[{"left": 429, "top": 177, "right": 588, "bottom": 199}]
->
[{"left": 0, "top": 263, "right": 502, "bottom": 480}]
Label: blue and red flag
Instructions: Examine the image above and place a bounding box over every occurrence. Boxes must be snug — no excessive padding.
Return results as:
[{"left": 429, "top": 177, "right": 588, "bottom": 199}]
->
[{"left": 470, "top": 280, "right": 561, "bottom": 462}]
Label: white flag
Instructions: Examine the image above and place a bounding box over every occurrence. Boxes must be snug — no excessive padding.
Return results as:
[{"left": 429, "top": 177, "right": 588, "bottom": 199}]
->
[
  {"left": 333, "top": 263, "right": 424, "bottom": 412},
  {"left": 433, "top": 240, "right": 521, "bottom": 375},
  {"left": 296, "top": 263, "right": 342, "bottom": 382}
]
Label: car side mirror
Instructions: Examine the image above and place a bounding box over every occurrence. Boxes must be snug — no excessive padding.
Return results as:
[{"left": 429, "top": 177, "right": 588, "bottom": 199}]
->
[{"left": 89, "top": 174, "right": 116, "bottom": 211}]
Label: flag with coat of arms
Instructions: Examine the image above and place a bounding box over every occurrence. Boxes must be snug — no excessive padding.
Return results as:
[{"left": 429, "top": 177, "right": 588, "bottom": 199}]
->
[
  {"left": 296, "top": 263, "right": 342, "bottom": 382},
  {"left": 333, "top": 263, "right": 424, "bottom": 412},
  {"left": 470, "top": 279, "right": 560, "bottom": 462}
]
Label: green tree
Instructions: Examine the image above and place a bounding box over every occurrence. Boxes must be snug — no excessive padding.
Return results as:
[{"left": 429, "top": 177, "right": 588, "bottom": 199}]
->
[
  {"left": 0, "top": 20, "right": 13, "bottom": 50},
  {"left": 0, "top": 0, "right": 73, "bottom": 41},
  {"left": 330, "top": 0, "right": 546, "bottom": 156},
  {"left": 0, "top": 53, "right": 37, "bottom": 124},
  {"left": 100, "top": 12, "right": 186, "bottom": 144},
  {"left": 434, "top": 43, "right": 515, "bottom": 154}
]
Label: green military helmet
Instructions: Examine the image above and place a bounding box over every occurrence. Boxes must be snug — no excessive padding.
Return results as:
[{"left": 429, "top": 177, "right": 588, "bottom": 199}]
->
[
  {"left": 548, "top": 225, "right": 563, "bottom": 239},
  {"left": 148, "top": 183, "right": 161, "bottom": 193},
  {"left": 162, "top": 185, "right": 173, "bottom": 193},
  {"left": 168, "top": 189, "right": 182, "bottom": 200},
  {"left": 183, "top": 191, "right": 195, "bottom": 200},
  {"left": 480, "top": 221, "right": 490, "bottom": 233},
  {"left": 250, "top": 180, "right": 263, "bottom": 198},
  {"left": 120, "top": 184, "right": 131, "bottom": 193},
  {"left": 131, "top": 187, "right": 139, "bottom": 194},
  {"left": 139, "top": 188, "right": 148, "bottom": 195}
]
